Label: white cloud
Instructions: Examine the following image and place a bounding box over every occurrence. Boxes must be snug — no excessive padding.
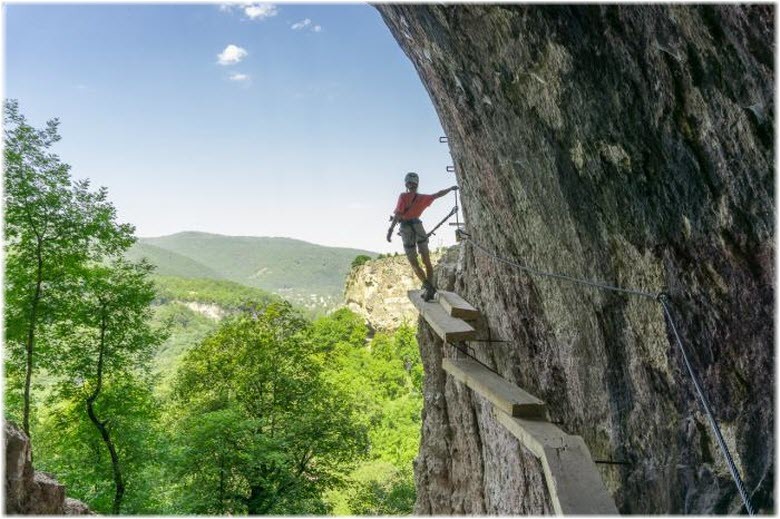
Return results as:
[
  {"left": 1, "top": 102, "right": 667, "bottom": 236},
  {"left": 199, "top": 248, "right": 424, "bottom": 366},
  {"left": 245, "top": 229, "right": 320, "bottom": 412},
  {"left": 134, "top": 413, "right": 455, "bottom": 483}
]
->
[
  {"left": 291, "top": 18, "right": 322, "bottom": 33},
  {"left": 243, "top": 3, "right": 277, "bottom": 20},
  {"left": 217, "top": 44, "right": 248, "bottom": 66},
  {"left": 291, "top": 18, "right": 311, "bottom": 30},
  {"left": 229, "top": 72, "right": 250, "bottom": 82}
]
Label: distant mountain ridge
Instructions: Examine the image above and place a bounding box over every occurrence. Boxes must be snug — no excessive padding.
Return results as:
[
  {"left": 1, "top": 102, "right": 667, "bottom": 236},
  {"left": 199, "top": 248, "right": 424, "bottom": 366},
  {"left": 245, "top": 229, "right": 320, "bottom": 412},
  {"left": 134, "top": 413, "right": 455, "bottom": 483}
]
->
[
  {"left": 127, "top": 231, "right": 376, "bottom": 312},
  {"left": 126, "top": 242, "right": 224, "bottom": 280}
]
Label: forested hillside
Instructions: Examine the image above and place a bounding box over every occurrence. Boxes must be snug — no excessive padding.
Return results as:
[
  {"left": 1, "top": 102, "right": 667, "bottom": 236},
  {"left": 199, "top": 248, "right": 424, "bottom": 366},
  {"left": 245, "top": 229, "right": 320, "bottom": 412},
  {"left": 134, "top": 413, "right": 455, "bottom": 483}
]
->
[
  {"left": 130, "top": 232, "right": 376, "bottom": 314},
  {"left": 148, "top": 277, "right": 279, "bottom": 383},
  {"left": 4, "top": 101, "right": 422, "bottom": 515},
  {"left": 126, "top": 242, "right": 224, "bottom": 280}
]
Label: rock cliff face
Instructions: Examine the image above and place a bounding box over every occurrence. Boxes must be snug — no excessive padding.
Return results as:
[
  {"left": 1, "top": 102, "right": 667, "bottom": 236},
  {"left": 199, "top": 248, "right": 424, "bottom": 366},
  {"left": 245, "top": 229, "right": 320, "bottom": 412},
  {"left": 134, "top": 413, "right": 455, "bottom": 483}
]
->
[
  {"left": 5, "top": 421, "right": 92, "bottom": 515},
  {"left": 376, "top": 5, "right": 773, "bottom": 514},
  {"left": 344, "top": 251, "right": 445, "bottom": 331}
]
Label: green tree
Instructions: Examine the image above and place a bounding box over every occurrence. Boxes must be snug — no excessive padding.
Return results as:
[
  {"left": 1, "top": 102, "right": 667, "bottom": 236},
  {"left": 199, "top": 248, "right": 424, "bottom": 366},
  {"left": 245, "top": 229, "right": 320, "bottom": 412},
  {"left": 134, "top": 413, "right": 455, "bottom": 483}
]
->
[
  {"left": 48, "top": 259, "right": 165, "bottom": 514},
  {"left": 351, "top": 255, "right": 372, "bottom": 269},
  {"left": 4, "top": 100, "right": 133, "bottom": 438},
  {"left": 35, "top": 372, "right": 169, "bottom": 514},
  {"left": 170, "top": 302, "right": 368, "bottom": 514},
  {"left": 343, "top": 461, "right": 416, "bottom": 515},
  {"left": 312, "top": 311, "right": 422, "bottom": 515}
]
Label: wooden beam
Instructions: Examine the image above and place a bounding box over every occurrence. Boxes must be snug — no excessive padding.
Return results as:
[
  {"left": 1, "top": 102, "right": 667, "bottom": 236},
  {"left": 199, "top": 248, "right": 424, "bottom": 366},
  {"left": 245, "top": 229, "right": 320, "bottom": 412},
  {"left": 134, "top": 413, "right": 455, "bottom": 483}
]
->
[
  {"left": 408, "top": 290, "right": 476, "bottom": 342},
  {"left": 540, "top": 436, "right": 619, "bottom": 515},
  {"left": 496, "top": 413, "right": 568, "bottom": 459},
  {"left": 435, "top": 291, "right": 480, "bottom": 320},
  {"left": 443, "top": 358, "right": 546, "bottom": 419},
  {"left": 496, "top": 413, "right": 618, "bottom": 515}
]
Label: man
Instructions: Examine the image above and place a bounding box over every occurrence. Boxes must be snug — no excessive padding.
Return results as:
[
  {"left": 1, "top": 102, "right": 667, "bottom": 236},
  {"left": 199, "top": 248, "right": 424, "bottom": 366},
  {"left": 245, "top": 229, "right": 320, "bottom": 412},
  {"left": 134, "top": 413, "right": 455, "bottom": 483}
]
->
[{"left": 387, "top": 172, "right": 458, "bottom": 301}]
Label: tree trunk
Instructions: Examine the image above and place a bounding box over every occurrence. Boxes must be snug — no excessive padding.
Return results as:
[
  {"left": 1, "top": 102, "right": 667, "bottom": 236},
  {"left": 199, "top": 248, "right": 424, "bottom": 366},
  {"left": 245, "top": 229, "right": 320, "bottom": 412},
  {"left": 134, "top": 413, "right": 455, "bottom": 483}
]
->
[
  {"left": 23, "top": 240, "right": 44, "bottom": 439},
  {"left": 86, "top": 312, "right": 125, "bottom": 515},
  {"left": 247, "top": 485, "right": 272, "bottom": 515}
]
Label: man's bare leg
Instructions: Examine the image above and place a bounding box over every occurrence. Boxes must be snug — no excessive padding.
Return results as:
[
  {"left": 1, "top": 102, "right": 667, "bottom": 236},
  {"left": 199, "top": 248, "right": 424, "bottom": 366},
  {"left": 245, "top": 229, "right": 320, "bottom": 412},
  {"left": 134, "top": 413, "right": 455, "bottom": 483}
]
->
[
  {"left": 421, "top": 251, "right": 434, "bottom": 285},
  {"left": 407, "top": 256, "right": 428, "bottom": 284}
]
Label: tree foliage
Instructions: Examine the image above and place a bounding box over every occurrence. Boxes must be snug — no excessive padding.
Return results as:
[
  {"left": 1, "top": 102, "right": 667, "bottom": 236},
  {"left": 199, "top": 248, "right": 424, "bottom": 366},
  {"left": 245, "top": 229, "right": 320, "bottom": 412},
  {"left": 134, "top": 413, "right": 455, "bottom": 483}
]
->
[
  {"left": 35, "top": 373, "right": 169, "bottom": 514},
  {"left": 47, "top": 259, "right": 165, "bottom": 513},
  {"left": 169, "top": 302, "right": 369, "bottom": 514},
  {"left": 4, "top": 101, "right": 166, "bottom": 514},
  {"left": 4, "top": 99, "right": 134, "bottom": 436},
  {"left": 312, "top": 310, "right": 422, "bottom": 514},
  {"left": 351, "top": 254, "right": 372, "bottom": 269}
]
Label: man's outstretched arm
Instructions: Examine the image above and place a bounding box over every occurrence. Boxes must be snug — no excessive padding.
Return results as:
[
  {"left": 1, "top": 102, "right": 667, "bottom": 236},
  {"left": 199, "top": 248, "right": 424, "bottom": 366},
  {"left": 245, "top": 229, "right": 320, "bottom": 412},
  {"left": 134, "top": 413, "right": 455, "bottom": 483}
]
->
[{"left": 433, "top": 185, "right": 459, "bottom": 199}]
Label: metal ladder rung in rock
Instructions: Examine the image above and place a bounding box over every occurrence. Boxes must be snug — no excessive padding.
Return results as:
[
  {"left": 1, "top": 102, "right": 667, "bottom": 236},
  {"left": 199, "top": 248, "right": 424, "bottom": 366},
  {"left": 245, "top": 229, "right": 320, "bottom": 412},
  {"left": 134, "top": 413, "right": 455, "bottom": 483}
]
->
[
  {"left": 408, "top": 290, "right": 476, "bottom": 342},
  {"left": 443, "top": 358, "right": 546, "bottom": 419}
]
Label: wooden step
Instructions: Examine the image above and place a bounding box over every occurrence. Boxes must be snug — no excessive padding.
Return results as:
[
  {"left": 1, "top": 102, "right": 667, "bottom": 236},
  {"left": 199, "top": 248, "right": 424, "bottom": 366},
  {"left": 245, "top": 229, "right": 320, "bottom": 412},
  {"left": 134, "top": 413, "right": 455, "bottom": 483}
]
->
[
  {"left": 408, "top": 290, "right": 476, "bottom": 342},
  {"left": 497, "top": 414, "right": 618, "bottom": 515},
  {"left": 443, "top": 358, "right": 546, "bottom": 419},
  {"left": 435, "top": 291, "right": 480, "bottom": 320},
  {"left": 541, "top": 436, "right": 619, "bottom": 515},
  {"left": 496, "top": 413, "right": 568, "bottom": 458}
]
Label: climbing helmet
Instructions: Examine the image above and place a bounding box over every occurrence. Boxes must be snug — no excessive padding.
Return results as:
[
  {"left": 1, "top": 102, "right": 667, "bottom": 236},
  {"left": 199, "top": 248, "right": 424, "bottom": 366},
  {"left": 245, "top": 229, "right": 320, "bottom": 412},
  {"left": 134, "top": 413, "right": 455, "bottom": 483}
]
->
[{"left": 404, "top": 172, "right": 419, "bottom": 185}]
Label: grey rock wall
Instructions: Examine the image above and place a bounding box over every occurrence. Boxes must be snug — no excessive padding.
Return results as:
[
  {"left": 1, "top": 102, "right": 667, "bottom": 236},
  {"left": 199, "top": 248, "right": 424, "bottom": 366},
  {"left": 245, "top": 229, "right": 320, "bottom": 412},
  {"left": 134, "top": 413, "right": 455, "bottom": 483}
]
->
[
  {"left": 377, "top": 5, "right": 773, "bottom": 514},
  {"left": 4, "top": 421, "right": 93, "bottom": 515}
]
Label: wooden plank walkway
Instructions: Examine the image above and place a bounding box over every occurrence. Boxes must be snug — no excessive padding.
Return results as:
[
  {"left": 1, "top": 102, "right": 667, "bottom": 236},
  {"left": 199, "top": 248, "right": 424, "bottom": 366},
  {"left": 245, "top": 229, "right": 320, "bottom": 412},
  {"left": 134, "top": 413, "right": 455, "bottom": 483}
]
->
[
  {"left": 408, "top": 290, "right": 476, "bottom": 342},
  {"left": 443, "top": 358, "right": 546, "bottom": 419},
  {"left": 435, "top": 291, "right": 480, "bottom": 320},
  {"left": 407, "top": 288, "right": 617, "bottom": 515}
]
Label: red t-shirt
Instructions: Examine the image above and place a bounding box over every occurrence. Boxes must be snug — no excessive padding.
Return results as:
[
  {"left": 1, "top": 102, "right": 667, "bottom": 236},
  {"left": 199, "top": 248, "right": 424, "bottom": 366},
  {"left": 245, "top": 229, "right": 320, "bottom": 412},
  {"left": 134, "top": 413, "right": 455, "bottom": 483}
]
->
[{"left": 394, "top": 192, "right": 435, "bottom": 220}]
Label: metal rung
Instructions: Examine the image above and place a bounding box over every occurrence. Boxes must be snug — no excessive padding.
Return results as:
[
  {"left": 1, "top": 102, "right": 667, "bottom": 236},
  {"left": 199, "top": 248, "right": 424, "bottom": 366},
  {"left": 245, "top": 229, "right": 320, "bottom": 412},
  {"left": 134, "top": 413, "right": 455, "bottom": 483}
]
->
[
  {"left": 439, "top": 136, "right": 448, "bottom": 143},
  {"left": 446, "top": 165, "right": 455, "bottom": 172}
]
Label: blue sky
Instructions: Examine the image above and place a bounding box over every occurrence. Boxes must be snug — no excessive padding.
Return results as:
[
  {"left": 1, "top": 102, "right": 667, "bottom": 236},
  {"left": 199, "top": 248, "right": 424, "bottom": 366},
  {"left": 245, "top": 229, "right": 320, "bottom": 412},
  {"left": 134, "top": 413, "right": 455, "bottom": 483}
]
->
[{"left": 4, "top": 3, "right": 458, "bottom": 253}]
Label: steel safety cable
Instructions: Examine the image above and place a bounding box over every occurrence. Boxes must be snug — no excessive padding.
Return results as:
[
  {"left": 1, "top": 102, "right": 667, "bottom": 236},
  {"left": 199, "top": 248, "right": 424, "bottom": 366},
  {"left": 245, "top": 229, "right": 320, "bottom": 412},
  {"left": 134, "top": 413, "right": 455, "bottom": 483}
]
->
[
  {"left": 660, "top": 297, "right": 755, "bottom": 516},
  {"left": 456, "top": 231, "right": 755, "bottom": 515},
  {"left": 463, "top": 235, "right": 658, "bottom": 300}
]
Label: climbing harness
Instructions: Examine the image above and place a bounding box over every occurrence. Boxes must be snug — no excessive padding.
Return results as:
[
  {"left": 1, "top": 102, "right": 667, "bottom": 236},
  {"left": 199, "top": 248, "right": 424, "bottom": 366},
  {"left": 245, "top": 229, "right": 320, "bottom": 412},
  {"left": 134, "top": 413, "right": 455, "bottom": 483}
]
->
[{"left": 456, "top": 228, "right": 756, "bottom": 515}]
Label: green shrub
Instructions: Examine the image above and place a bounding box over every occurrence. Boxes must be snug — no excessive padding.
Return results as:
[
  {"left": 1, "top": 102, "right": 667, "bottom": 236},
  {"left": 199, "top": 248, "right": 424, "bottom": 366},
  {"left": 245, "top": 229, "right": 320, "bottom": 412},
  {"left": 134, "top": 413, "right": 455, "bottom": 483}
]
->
[{"left": 351, "top": 255, "right": 372, "bottom": 269}]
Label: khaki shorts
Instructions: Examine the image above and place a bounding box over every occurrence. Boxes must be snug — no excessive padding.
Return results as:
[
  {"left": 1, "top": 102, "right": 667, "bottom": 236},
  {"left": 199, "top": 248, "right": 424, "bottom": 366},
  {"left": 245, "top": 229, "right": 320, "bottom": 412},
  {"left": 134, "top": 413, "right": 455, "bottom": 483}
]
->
[{"left": 399, "top": 221, "right": 429, "bottom": 260}]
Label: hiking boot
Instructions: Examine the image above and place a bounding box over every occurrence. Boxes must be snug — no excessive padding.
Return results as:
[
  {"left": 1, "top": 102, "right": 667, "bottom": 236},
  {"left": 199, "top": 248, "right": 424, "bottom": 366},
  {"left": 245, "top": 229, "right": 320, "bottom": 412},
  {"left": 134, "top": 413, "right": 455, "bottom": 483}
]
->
[{"left": 422, "top": 281, "right": 437, "bottom": 302}]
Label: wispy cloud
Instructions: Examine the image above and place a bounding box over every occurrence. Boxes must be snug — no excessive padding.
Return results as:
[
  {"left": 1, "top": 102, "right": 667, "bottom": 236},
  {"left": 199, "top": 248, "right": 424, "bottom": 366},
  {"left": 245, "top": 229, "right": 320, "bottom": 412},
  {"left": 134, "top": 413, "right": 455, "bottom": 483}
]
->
[
  {"left": 291, "top": 18, "right": 322, "bottom": 32},
  {"left": 217, "top": 44, "right": 248, "bottom": 66},
  {"left": 243, "top": 3, "right": 277, "bottom": 20},
  {"left": 229, "top": 72, "right": 250, "bottom": 82},
  {"left": 218, "top": 3, "right": 278, "bottom": 21},
  {"left": 291, "top": 18, "right": 311, "bottom": 30}
]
